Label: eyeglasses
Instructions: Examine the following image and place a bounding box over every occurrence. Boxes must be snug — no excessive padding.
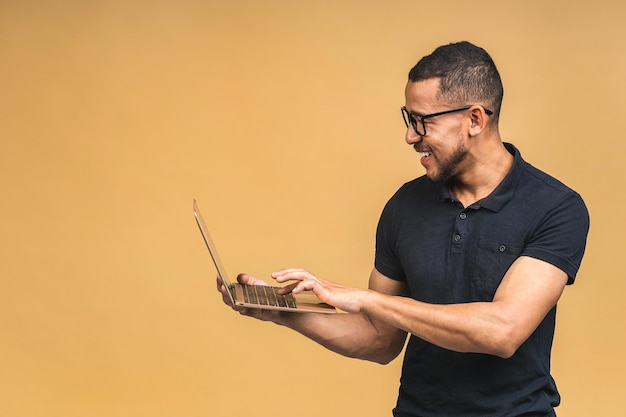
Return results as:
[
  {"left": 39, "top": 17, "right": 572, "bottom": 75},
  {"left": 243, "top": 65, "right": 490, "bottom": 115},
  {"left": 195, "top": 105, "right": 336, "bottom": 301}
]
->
[{"left": 401, "top": 105, "right": 493, "bottom": 136}]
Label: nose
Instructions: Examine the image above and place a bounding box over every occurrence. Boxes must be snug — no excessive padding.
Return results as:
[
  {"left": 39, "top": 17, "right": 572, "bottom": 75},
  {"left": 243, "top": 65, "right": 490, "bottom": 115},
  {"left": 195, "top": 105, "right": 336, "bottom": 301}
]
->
[{"left": 405, "top": 125, "right": 422, "bottom": 146}]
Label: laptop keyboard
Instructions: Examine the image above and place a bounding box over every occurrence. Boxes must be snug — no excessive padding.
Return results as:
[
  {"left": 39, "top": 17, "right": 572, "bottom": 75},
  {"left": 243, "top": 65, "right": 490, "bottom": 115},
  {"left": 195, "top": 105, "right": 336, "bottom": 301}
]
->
[{"left": 241, "top": 285, "right": 297, "bottom": 309}]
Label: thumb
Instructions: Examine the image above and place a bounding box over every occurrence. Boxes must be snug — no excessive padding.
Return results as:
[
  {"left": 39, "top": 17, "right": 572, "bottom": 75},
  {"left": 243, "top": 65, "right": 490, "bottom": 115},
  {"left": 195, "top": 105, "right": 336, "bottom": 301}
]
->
[{"left": 237, "top": 273, "right": 269, "bottom": 286}]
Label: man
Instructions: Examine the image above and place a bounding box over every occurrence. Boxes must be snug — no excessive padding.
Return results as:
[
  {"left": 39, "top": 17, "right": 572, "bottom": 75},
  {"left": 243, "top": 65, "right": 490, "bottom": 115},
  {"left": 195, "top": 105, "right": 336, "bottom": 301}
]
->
[{"left": 217, "top": 41, "right": 589, "bottom": 416}]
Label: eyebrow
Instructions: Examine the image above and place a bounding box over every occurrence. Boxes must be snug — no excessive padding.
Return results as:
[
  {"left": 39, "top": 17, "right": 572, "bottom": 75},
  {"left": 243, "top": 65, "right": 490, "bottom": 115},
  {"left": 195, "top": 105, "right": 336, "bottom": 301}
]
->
[{"left": 405, "top": 108, "right": 427, "bottom": 117}]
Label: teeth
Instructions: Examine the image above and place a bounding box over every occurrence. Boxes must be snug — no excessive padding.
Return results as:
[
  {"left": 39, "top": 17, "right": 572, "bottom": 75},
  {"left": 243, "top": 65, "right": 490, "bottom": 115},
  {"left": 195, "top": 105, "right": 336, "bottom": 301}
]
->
[{"left": 419, "top": 152, "right": 432, "bottom": 157}]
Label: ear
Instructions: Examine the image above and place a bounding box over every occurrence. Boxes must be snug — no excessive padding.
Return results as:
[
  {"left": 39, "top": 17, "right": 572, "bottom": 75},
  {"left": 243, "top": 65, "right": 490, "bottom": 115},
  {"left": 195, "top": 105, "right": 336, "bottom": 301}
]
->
[{"left": 467, "top": 106, "right": 489, "bottom": 137}]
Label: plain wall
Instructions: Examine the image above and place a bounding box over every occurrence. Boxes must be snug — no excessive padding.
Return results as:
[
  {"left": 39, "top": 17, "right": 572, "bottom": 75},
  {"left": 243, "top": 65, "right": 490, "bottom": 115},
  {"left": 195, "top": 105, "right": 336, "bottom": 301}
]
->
[{"left": 1, "top": 1, "right": 624, "bottom": 416}]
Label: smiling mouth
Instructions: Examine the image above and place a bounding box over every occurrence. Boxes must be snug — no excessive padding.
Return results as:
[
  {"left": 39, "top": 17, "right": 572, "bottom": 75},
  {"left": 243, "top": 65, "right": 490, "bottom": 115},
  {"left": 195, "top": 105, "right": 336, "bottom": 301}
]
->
[{"left": 419, "top": 151, "right": 432, "bottom": 158}]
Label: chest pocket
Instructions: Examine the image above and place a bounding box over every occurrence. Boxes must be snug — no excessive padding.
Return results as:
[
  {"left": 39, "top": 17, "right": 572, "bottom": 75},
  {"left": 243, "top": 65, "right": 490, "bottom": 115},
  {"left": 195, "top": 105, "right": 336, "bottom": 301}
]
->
[{"left": 472, "top": 237, "right": 523, "bottom": 299}]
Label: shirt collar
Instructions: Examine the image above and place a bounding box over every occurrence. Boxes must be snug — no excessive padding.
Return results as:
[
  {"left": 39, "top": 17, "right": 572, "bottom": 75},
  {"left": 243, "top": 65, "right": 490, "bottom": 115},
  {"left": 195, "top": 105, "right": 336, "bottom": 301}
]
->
[{"left": 437, "top": 142, "right": 523, "bottom": 212}]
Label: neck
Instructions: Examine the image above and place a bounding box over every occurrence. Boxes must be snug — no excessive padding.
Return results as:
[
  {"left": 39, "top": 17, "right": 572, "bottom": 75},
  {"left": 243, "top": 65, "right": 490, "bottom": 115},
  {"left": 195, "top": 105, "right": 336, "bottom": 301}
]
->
[{"left": 448, "top": 141, "right": 513, "bottom": 207}]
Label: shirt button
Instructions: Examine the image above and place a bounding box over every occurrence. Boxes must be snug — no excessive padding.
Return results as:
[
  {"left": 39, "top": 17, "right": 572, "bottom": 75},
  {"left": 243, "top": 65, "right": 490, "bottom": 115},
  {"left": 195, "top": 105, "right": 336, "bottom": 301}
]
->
[
  {"left": 459, "top": 213, "right": 467, "bottom": 220},
  {"left": 454, "top": 234, "right": 461, "bottom": 242},
  {"left": 499, "top": 245, "right": 507, "bottom": 252}
]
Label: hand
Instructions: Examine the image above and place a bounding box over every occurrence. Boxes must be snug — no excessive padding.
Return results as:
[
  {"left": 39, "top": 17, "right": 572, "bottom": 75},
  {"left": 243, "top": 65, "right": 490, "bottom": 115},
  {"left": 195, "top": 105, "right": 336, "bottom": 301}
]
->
[
  {"left": 272, "top": 268, "right": 367, "bottom": 314},
  {"left": 215, "top": 273, "right": 270, "bottom": 307},
  {"left": 215, "top": 273, "right": 283, "bottom": 322}
]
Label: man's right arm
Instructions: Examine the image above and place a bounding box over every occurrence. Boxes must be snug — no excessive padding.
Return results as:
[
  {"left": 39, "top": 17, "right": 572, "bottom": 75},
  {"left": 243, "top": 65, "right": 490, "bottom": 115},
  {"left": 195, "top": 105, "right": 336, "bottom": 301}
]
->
[{"left": 218, "top": 269, "right": 409, "bottom": 364}]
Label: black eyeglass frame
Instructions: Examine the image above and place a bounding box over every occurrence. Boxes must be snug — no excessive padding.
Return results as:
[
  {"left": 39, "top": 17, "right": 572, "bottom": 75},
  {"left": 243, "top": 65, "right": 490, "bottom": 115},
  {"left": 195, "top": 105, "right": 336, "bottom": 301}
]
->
[{"left": 401, "top": 105, "right": 493, "bottom": 136}]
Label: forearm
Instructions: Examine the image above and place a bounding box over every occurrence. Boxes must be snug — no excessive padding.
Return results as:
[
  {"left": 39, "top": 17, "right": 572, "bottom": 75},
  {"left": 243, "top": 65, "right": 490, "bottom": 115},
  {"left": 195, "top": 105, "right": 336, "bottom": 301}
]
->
[
  {"left": 274, "top": 311, "right": 406, "bottom": 364},
  {"left": 362, "top": 291, "right": 514, "bottom": 357}
]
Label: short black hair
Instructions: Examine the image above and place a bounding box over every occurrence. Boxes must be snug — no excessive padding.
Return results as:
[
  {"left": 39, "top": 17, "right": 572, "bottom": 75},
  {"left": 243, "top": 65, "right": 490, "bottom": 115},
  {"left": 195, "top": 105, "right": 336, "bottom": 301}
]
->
[{"left": 408, "top": 41, "right": 503, "bottom": 119}]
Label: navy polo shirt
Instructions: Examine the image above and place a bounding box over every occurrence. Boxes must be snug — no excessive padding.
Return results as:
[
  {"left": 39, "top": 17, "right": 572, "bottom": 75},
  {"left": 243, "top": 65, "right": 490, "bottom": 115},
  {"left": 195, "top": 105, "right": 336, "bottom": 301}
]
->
[{"left": 375, "top": 143, "right": 589, "bottom": 417}]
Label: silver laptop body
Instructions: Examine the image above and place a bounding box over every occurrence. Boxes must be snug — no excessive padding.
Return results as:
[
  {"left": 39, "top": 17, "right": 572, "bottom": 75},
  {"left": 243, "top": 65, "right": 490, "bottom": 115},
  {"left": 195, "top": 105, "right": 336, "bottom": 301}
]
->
[{"left": 193, "top": 200, "right": 336, "bottom": 314}]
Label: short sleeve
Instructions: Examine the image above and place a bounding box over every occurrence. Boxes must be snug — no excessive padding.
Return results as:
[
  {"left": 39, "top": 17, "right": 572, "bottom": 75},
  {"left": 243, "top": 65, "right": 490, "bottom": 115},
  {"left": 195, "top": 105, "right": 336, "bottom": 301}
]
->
[
  {"left": 521, "top": 191, "right": 590, "bottom": 284},
  {"left": 374, "top": 192, "right": 408, "bottom": 282}
]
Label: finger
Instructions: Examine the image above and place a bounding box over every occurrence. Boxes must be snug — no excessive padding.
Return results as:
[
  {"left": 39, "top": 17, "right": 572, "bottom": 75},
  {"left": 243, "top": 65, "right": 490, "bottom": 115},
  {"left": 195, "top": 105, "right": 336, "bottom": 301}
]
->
[
  {"left": 277, "top": 282, "right": 298, "bottom": 295},
  {"left": 216, "top": 275, "right": 221, "bottom": 290},
  {"left": 216, "top": 276, "right": 228, "bottom": 296},
  {"left": 271, "top": 268, "right": 306, "bottom": 278},
  {"left": 237, "top": 273, "right": 251, "bottom": 285},
  {"left": 237, "top": 273, "right": 270, "bottom": 287},
  {"left": 290, "top": 280, "right": 317, "bottom": 294},
  {"left": 237, "top": 273, "right": 255, "bottom": 285},
  {"left": 273, "top": 270, "right": 318, "bottom": 284},
  {"left": 218, "top": 285, "right": 234, "bottom": 307}
]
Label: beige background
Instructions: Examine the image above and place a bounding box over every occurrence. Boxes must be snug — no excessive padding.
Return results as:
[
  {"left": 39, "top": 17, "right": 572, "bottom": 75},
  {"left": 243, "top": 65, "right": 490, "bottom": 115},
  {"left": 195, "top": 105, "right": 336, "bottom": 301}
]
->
[{"left": 1, "top": 1, "right": 624, "bottom": 416}]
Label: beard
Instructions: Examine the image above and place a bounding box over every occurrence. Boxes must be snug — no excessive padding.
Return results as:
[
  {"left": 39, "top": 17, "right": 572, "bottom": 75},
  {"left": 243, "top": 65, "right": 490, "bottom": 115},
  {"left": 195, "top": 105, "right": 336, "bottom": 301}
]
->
[{"left": 429, "top": 142, "right": 469, "bottom": 184}]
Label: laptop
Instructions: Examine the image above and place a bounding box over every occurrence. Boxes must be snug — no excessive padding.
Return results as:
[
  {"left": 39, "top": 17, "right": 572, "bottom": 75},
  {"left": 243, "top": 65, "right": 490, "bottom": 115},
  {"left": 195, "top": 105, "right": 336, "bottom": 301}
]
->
[{"left": 193, "top": 199, "right": 336, "bottom": 314}]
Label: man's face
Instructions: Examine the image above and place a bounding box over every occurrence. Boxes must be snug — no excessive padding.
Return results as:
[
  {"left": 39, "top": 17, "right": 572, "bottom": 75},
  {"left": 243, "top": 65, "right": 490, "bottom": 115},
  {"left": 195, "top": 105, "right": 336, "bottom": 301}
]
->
[{"left": 403, "top": 78, "right": 469, "bottom": 183}]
